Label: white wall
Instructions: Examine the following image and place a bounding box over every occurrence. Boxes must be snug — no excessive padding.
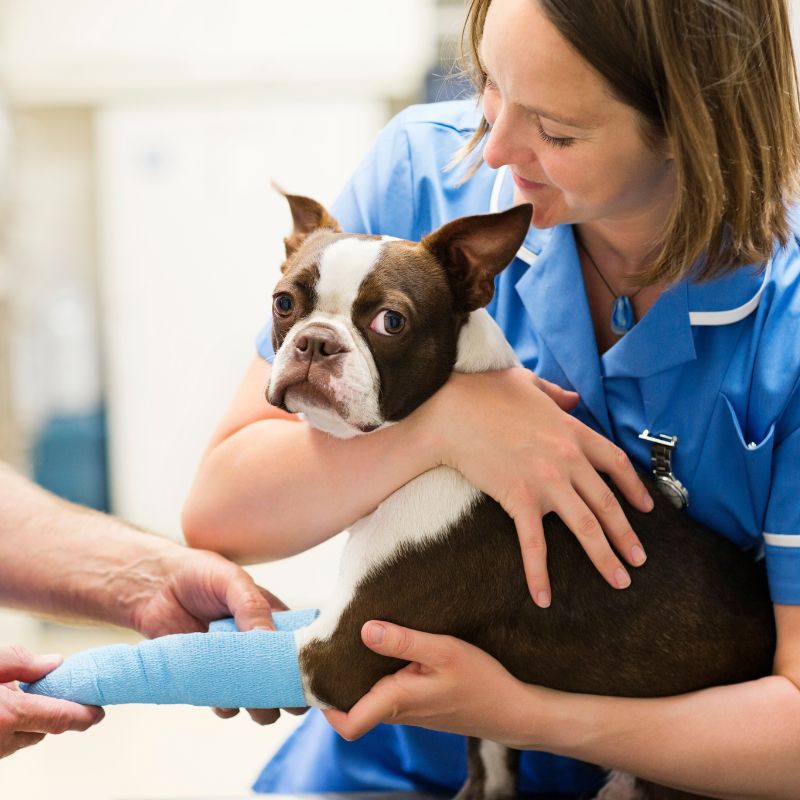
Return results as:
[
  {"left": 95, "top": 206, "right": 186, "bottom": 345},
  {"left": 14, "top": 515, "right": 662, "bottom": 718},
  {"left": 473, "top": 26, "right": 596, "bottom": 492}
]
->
[
  {"left": 96, "top": 99, "right": 392, "bottom": 607},
  {"left": 0, "top": 3, "right": 436, "bottom": 798}
]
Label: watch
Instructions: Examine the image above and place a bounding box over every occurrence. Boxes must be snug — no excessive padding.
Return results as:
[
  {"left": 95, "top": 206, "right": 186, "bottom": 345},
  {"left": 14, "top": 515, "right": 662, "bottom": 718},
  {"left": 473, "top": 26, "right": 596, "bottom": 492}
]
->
[{"left": 638, "top": 429, "right": 689, "bottom": 510}]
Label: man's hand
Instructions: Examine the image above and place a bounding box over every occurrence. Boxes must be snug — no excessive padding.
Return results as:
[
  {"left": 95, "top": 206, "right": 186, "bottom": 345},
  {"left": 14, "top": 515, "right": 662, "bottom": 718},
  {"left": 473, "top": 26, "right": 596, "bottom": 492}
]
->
[
  {"left": 131, "top": 546, "right": 285, "bottom": 639},
  {"left": 0, "top": 646, "right": 103, "bottom": 759},
  {"left": 132, "top": 545, "right": 301, "bottom": 725}
]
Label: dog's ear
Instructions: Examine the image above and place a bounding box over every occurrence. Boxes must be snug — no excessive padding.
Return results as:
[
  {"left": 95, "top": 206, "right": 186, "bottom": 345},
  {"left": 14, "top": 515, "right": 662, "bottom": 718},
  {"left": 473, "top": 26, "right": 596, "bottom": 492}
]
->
[
  {"left": 421, "top": 204, "right": 532, "bottom": 312},
  {"left": 274, "top": 184, "right": 341, "bottom": 262}
]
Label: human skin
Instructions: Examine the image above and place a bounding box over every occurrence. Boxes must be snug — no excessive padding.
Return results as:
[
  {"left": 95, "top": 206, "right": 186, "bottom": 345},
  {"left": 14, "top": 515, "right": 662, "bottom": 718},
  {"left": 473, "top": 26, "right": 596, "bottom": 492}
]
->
[
  {"left": 0, "top": 462, "right": 283, "bottom": 758},
  {"left": 324, "top": 0, "right": 800, "bottom": 796}
]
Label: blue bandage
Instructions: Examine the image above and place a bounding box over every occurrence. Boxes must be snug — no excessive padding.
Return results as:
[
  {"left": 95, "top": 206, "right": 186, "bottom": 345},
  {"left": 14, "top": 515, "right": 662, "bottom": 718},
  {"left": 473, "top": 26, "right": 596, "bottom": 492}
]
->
[{"left": 21, "top": 608, "right": 319, "bottom": 708}]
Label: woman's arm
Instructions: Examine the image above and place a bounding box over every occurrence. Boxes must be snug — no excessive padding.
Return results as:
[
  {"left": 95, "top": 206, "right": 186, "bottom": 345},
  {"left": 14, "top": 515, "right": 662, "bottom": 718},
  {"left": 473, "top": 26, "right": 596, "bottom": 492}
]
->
[
  {"left": 327, "top": 606, "right": 800, "bottom": 800},
  {"left": 181, "top": 356, "right": 438, "bottom": 563},
  {"left": 183, "top": 356, "right": 651, "bottom": 600}
]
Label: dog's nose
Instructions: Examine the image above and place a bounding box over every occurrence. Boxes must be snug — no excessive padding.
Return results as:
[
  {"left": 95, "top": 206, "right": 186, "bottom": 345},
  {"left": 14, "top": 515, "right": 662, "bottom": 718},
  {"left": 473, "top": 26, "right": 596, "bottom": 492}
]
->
[{"left": 294, "top": 327, "right": 348, "bottom": 360}]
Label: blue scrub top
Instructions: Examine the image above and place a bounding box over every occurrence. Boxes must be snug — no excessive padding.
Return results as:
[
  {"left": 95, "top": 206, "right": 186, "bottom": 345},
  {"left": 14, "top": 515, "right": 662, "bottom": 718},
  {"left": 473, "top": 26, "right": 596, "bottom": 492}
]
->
[{"left": 253, "top": 100, "right": 800, "bottom": 795}]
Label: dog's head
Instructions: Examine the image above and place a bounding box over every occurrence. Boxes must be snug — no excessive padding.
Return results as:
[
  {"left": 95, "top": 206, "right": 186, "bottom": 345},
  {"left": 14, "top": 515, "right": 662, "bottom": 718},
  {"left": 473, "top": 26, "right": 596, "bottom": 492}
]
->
[{"left": 267, "top": 191, "right": 531, "bottom": 438}]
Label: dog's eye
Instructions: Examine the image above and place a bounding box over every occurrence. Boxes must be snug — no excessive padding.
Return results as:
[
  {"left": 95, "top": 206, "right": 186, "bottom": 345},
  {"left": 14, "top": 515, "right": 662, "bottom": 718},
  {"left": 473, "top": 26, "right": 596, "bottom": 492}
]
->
[
  {"left": 369, "top": 309, "right": 406, "bottom": 336},
  {"left": 273, "top": 293, "right": 294, "bottom": 317}
]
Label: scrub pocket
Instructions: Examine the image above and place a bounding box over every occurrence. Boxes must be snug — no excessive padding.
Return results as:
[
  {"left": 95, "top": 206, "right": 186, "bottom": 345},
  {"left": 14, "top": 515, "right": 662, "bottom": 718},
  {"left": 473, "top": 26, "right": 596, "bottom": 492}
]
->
[{"left": 690, "top": 394, "right": 775, "bottom": 547}]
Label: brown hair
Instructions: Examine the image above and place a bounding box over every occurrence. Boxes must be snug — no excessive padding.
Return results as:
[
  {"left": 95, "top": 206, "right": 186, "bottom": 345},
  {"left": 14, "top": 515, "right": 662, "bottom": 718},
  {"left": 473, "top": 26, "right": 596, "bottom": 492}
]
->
[{"left": 457, "top": 0, "right": 800, "bottom": 284}]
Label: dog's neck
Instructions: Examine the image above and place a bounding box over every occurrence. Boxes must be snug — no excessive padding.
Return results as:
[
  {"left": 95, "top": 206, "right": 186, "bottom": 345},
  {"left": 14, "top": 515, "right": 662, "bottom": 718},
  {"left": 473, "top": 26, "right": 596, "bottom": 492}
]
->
[
  {"left": 454, "top": 309, "right": 521, "bottom": 374},
  {"left": 314, "top": 309, "right": 519, "bottom": 627}
]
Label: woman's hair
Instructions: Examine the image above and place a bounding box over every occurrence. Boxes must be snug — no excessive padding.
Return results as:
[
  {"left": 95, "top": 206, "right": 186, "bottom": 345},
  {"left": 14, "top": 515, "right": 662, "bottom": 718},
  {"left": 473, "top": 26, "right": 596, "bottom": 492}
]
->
[{"left": 457, "top": 0, "right": 800, "bottom": 284}]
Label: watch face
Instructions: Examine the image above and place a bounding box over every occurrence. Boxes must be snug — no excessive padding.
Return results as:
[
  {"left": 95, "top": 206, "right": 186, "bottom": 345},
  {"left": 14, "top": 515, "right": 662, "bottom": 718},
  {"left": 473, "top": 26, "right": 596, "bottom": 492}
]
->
[{"left": 655, "top": 475, "right": 689, "bottom": 510}]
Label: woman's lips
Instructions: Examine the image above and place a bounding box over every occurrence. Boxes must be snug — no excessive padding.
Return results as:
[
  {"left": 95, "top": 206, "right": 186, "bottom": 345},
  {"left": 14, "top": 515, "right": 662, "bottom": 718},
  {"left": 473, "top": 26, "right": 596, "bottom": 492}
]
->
[{"left": 512, "top": 171, "right": 548, "bottom": 191}]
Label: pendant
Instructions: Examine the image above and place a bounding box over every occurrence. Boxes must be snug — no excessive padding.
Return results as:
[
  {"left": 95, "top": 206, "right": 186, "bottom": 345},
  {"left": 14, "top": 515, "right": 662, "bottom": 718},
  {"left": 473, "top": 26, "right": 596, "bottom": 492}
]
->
[{"left": 610, "top": 295, "right": 635, "bottom": 335}]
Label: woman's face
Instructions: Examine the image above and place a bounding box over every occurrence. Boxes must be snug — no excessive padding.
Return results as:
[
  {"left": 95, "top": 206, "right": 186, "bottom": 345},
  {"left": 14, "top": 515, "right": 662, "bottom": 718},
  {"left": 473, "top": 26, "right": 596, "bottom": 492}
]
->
[{"left": 480, "top": 0, "right": 675, "bottom": 231}]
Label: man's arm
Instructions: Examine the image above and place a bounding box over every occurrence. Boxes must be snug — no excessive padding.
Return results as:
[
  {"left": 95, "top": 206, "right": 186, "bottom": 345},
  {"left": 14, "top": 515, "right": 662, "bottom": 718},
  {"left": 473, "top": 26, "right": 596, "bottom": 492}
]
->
[
  {"left": 0, "top": 460, "right": 281, "bottom": 636},
  {"left": 0, "top": 461, "right": 287, "bottom": 759}
]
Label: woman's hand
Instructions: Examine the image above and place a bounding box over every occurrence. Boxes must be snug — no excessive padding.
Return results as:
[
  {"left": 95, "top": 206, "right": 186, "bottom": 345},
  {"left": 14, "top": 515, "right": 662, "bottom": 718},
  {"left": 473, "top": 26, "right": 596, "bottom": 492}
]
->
[
  {"left": 0, "top": 647, "right": 104, "bottom": 759},
  {"left": 323, "top": 621, "right": 537, "bottom": 748},
  {"left": 423, "top": 368, "right": 653, "bottom": 607}
]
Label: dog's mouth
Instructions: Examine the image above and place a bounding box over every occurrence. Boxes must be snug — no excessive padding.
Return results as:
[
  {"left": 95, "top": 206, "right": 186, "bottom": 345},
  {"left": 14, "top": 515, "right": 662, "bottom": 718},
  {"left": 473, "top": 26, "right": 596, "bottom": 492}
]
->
[
  {"left": 269, "top": 363, "right": 341, "bottom": 414},
  {"left": 284, "top": 381, "right": 340, "bottom": 415},
  {"left": 269, "top": 369, "right": 381, "bottom": 435}
]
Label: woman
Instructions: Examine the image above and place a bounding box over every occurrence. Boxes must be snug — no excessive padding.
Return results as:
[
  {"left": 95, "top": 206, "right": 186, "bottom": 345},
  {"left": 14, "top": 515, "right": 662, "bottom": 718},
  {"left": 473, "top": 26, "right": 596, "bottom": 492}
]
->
[{"left": 183, "top": 0, "right": 800, "bottom": 796}]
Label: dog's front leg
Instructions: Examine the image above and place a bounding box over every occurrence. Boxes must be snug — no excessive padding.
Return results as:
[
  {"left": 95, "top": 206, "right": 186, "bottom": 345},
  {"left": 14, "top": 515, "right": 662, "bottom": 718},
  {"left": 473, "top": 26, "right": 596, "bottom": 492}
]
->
[{"left": 454, "top": 738, "right": 519, "bottom": 800}]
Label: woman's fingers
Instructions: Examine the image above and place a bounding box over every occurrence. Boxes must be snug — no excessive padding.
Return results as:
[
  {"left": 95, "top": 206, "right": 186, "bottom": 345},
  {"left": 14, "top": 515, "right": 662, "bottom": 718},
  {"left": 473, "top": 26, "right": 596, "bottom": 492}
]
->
[
  {"left": 582, "top": 428, "right": 654, "bottom": 513},
  {"left": 531, "top": 374, "right": 580, "bottom": 412},
  {"left": 550, "top": 482, "right": 631, "bottom": 589},
  {"left": 576, "top": 465, "right": 648, "bottom": 569},
  {"left": 323, "top": 674, "right": 402, "bottom": 741},
  {"left": 511, "top": 507, "right": 552, "bottom": 608},
  {"left": 324, "top": 622, "right": 450, "bottom": 740}
]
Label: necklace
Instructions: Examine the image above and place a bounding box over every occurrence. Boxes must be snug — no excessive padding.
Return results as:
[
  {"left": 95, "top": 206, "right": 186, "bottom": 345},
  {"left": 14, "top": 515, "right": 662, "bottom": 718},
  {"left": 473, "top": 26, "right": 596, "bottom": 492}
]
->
[{"left": 577, "top": 237, "right": 643, "bottom": 336}]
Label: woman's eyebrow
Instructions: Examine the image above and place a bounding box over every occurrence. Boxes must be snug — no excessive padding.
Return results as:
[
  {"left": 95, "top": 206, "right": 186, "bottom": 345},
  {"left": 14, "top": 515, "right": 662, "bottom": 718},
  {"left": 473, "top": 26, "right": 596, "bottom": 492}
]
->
[
  {"left": 479, "top": 48, "right": 597, "bottom": 129},
  {"left": 519, "top": 102, "right": 597, "bottom": 129}
]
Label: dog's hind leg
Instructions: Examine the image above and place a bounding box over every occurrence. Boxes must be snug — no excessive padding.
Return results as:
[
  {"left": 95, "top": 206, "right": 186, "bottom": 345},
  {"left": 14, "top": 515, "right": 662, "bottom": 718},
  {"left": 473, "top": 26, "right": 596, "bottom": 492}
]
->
[
  {"left": 455, "top": 738, "right": 519, "bottom": 800},
  {"left": 595, "top": 771, "right": 646, "bottom": 800}
]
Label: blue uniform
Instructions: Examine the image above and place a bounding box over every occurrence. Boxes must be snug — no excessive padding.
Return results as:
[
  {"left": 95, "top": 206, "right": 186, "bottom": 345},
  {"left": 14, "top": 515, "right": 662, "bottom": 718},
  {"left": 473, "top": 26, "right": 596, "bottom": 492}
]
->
[{"left": 253, "top": 101, "right": 800, "bottom": 796}]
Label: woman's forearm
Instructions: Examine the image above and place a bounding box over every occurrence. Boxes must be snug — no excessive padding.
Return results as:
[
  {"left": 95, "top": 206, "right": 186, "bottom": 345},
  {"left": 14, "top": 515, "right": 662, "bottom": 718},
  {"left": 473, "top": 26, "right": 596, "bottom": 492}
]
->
[
  {"left": 0, "top": 463, "right": 178, "bottom": 629},
  {"left": 521, "top": 675, "right": 800, "bottom": 799},
  {"left": 182, "top": 411, "right": 437, "bottom": 563}
]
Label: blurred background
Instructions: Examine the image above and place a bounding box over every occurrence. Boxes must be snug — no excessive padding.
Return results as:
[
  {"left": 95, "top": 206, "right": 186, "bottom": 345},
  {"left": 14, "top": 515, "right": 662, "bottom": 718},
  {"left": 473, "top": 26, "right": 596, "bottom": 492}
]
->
[
  {"left": 1, "top": 1, "right": 799, "bottom": 798},
  {"left": 0, "top": 1, "right": 470, "bottom": 797}
]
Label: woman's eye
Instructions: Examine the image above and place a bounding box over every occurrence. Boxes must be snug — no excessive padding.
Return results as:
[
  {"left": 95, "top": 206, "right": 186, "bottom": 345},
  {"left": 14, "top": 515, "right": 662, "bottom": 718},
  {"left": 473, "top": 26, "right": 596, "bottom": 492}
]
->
[
  {"left": 536, "top": 123, "right": 574, "bottom": 149},
  {"left": 273, "top": 294, "right": 294, "bottom": 316},
  {"left": 369, "top": 309, "right": 406, "bottom": 336}
]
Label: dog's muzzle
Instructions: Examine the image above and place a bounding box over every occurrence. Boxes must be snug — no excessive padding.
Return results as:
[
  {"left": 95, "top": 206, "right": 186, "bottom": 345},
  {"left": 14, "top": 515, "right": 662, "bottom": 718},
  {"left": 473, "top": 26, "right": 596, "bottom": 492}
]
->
[{"left": 268, "top": 323, "right": 350, "bottom": 411}]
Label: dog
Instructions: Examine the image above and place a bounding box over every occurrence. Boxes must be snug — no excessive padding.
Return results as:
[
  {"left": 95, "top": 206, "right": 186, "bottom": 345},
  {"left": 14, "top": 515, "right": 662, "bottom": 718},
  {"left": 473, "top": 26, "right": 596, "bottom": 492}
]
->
[{"left": 266, "top": 191, "right": 775, "bottom": 800}]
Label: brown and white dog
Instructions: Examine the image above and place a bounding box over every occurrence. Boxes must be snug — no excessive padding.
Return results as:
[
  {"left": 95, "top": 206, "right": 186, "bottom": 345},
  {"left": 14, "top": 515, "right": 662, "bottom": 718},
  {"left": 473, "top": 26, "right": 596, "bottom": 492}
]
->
[{"left": 267, "top": 192, "right": 775, "bottom": 800}]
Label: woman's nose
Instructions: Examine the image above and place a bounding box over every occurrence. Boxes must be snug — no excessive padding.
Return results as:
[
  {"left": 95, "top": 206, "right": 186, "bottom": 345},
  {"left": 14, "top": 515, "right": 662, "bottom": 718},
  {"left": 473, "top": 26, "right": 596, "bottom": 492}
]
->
[{"left": 483, "top": 109, "right": 534, "bottom": 170}]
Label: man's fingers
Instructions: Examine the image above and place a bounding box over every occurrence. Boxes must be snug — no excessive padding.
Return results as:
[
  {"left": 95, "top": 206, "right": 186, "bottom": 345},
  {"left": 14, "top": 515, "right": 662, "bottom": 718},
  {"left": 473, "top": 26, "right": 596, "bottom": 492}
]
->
[
  {"left": 512, "top": 513, "right": 551, "bottom": 609},
  {"left": 14, "top": 693, "right": 104, "bottom": 734},
  {"left": 7, "top": 731, "right": 47, "bottom": 755},
  {"left": 212, "top": 706, "right": 240, "bottom": 719},
  {"left": 0, "top": 647, "right": 63, "bottom": 684},
  {"left": 258, "top": 586, "right": 290, "bottom": 613},
  {"left": 246, "top": 707, "right": 281, "bottom": 725},
  {"left": 225, "top": 573, "right": 278, "bottom": 632}
]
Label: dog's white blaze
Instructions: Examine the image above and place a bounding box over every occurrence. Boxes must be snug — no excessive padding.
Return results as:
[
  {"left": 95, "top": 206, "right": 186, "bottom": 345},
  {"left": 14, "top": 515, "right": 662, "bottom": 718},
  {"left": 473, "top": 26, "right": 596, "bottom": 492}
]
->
[
  {"left": 296, "top": 309, "right": 519, "bottom": 706},
  {"left": 480, "top": 740, "right": 516, "bottom": 799},
  {"left": 316, "top": 237, "right": 384, "bottom": 315}
]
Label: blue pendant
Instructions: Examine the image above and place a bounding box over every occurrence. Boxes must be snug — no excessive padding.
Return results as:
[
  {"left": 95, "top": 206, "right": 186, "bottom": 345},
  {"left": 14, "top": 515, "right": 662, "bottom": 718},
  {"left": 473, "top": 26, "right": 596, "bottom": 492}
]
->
[{"left": 611, "top": 295, "right": 635, "bottom": 335}]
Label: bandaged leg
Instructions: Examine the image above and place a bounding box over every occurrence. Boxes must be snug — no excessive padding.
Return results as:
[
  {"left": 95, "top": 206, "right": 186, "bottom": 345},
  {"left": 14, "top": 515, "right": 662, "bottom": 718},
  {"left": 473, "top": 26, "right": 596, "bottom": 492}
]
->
[{"left": 20, "top": 608, "right": 319, "bottom": 708}]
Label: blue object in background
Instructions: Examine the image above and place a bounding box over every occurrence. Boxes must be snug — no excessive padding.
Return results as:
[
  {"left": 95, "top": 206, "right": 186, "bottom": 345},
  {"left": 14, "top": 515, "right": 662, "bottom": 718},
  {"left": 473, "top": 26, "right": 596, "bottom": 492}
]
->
[{"left": 32, "top": 407, "right": 110, "bottom": 512}]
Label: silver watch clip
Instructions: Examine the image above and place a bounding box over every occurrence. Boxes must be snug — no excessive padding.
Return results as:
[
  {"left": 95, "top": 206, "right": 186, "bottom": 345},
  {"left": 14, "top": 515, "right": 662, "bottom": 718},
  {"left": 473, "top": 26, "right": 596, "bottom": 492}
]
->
[{"left": 638, "top": 429, "right": 689, "bottom": 510}]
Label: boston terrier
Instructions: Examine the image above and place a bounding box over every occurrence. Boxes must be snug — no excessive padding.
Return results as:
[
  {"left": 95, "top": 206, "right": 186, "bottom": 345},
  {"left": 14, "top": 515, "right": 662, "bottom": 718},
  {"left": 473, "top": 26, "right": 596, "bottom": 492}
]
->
[{"left": 267, "top": 191, "right": 775, "bottom": 800}]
